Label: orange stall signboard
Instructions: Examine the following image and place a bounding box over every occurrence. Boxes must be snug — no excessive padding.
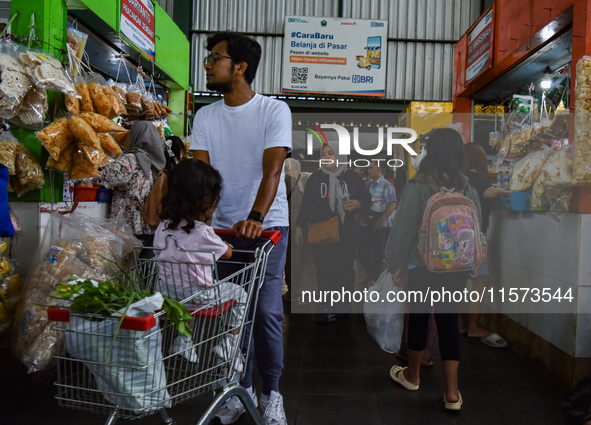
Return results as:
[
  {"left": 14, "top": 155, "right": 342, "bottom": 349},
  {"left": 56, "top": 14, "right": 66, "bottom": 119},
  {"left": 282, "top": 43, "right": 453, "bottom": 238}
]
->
[{"left": 466, "top": 5, "right": 495, "bottom": 83}]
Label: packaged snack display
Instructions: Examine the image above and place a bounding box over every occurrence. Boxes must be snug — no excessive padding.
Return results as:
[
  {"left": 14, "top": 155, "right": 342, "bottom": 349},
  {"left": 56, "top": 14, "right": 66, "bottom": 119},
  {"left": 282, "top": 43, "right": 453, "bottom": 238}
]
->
[
  {"left": 0, "top": 135, "right": 19, "bottom": 175},
  {"left": 78, "top": 112, "right": 127, "bottom": 133},
  {"left": 68, "top": 116, "right": 105, "bottom": 166},
  {"left": 531, "top": 145, "right": 574, "bottom": 210},
  {"left": 98, "top": 133, "right": 122, "bottom": 158},
  {"left": 0, "top": 50, "right": 32, "bottom": 120},
  {"left": 6, "top": 143, "right": 45, "bottom": 196},
  {"left": 102, "top": 85, "right": 127, "bottom": 118},
  {"left": 110, "top": 83, "right": 128, "bottom": 105},
  {"left": 65, "top": 93, "right": 80, "bottom": 115},
  {"left": 41, "top": 113, "right": 127, "bottom": 178},
  {"left": 69, "top": 148, "right": 100, "bottom": 179},
  {"left": 66, "top": 26, "right": 88, "bottom": 77},
  {"left": 12, "top": 212, "right": 140, "bottom": 373},
  {"left": 36, "top": 117, "right": 74, "bottom": 161},
  {"left": 15, "top": 144, "right": 44, "bottom": 186},
  {"left": 75, "top": 81, "right": 94, "bottom": 113},
  {"left": 19, "top": 50, "right": 78, "bottom": 96},
  {"left": 10, "top": 85, "right": 48, "bottom": 129},
  {"left": 510, "top": 149, "right": 553, "bottom": 192},
  {"left": 87, "top": 81, "right": 111, "bottom": 117},
  {"left": 573, "top": 56, "right": 591, "bottom": 184},
  {"left": 46, "top": 143, "right": 76, "bottom": 172}
]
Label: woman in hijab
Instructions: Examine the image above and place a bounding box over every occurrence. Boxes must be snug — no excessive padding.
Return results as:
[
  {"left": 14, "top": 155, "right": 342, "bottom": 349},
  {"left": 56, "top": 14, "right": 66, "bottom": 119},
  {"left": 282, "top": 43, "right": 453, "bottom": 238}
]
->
[
  {"left": 97, "top": 121, "right": 166, "bottom": 245},
  {"left": 295, "top": 143, "right": 370, "bottom": 324}
]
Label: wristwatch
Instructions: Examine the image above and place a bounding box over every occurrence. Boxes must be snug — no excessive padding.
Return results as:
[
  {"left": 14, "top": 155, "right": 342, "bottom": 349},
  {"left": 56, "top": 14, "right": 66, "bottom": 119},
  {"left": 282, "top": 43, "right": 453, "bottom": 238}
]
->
[{"left": 247, "top": 210, "right": 265, "bottom": 224}]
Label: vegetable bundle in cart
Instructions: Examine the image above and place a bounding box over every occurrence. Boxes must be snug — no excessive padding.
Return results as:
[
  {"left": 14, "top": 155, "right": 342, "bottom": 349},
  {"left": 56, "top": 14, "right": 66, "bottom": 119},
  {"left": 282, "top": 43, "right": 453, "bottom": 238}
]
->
[{"left": 48, "top": 229, "right": 280, "bottom": 425}]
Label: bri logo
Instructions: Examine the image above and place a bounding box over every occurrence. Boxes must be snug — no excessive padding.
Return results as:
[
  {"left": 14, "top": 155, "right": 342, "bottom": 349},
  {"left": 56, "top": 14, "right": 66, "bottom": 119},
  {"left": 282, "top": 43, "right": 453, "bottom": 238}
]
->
[{"left": 352, "top": 75, "right": 373, "bottom": 84}]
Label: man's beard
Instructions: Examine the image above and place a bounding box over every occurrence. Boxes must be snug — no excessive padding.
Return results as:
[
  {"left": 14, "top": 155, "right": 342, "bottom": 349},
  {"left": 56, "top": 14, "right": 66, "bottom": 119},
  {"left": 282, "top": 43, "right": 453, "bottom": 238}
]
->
[{"left": 206, "top": 80, "right": 234, "bottom": 94}]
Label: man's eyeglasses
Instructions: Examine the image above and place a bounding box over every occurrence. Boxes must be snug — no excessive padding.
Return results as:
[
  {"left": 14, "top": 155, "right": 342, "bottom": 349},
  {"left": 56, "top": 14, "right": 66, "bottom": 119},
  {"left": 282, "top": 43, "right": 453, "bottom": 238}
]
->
[{"left": 203, "top": 53, "right": 233, "bottom": 66}]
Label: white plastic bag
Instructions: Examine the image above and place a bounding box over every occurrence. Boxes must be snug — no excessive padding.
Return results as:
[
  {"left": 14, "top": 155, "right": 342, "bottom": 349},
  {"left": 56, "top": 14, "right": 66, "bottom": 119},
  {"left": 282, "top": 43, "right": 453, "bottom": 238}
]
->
[
  {"left": 363, "top": 270, "right": 404, "bottom": 353},
  {"left": 63, "top": 303, "right": 170, "bottom": 412}
]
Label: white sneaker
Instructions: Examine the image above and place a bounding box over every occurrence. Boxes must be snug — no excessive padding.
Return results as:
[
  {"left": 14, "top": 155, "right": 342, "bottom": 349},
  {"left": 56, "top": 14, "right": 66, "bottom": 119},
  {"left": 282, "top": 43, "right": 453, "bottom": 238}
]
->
[
  {"left": 170, "top": 335, "right": 198, "bottom": 362},
  {"left": 259, "top": 391, "right": 287, "bottom": 425},
  {"left": 212, "top": 333, "right": 245, "bottom": 373},
  {"left": 215, "top": 388, "right": 257, "bottom": 424}
]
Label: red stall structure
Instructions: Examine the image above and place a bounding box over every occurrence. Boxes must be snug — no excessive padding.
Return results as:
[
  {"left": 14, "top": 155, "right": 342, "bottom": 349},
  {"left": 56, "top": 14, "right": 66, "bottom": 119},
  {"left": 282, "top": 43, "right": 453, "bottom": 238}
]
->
[{"left": 453, "top": 0, "right": 591, "bottom": 389}]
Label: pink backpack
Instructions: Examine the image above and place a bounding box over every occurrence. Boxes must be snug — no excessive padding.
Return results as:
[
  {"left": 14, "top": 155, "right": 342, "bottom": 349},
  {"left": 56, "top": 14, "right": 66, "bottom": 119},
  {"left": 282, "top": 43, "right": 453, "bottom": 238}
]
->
[{"left": 417, "top": 188, "right": 487, "bottom": 273}]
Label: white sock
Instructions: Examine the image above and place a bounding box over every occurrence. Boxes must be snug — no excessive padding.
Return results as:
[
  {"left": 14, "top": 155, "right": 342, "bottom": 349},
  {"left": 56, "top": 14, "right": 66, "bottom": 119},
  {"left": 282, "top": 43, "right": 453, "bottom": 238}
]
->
[{"left": 261, "top": 390, "right": 280, "bottom": 404}]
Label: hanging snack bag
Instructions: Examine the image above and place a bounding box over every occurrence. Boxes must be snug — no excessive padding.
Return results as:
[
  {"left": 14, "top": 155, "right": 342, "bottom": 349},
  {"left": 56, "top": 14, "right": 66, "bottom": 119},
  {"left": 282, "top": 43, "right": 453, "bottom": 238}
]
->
[
  {"left": 36, "top": 117, "right": 74, "bottom": 161},
  {"left": 7, "top": 143, "right": 45, "bottom": 197},
  {"left": 125, "top": 82, "right": 143, "bottom": 111},
  {"left": 510, "top": 149, "right": 553, "bottom": 192},
  {"left": 0, "top": 133, "right": 20, "bottom": 175},
  {"left": 65, "top": 93, "right": 80, "bottom": 115},
  {"left": 531, "top": 145, "right": 574, "bottom": 209},
  {"left": 573, "top": 56, "right": 591, "bottom": 184},
  {"left": 19, "top": 49, "right": 78, "bottom": 97},
  {"left": 15, "top": 144, "right": 44, "bottom": 186},
  {"left": 10, "top": 85, "right": 48, "bottom": 129},
  {"left": 46, "top": 143, "right": 76, "bottom": 173},
  {"left": 0, "top": 41, "right": 33, "bottom": 120},
  {"left": 86, "top": 73, "right": 111, "bottom": 117},
  {"left": 102, "top": 84, "right": 127, "bottom": 118},
  {"left": 98, "top": 133, "right": 123, "bottom": 158},
  {"left": 110, "top": 82, "right": 128, "bottom": 106},
  {"left": 75, "top": 71, "right": 94, "bottom": 113},
  {"left": 112, "top": 130, "right": 130, "bottom": 150},
  {"left": 69, "top": 148, "right": 99, "bottom": 179},
  {"left": 68, "top": 116, "right": 107, "bottom": 166},
  {"left": 66, "top": 26, "right": 88, "bottom": 77},
  {"left": 78, "top": 112, "right": 127, "bottom": 133}
]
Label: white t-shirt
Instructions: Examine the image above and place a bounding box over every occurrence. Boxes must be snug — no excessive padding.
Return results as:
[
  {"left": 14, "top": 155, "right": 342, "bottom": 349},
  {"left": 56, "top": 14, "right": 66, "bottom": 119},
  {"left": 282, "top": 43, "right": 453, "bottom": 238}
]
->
[
  {"left": 190, "top": 94, "right": 292, "bottom": 229},
  {"left": 154, "top": 220, "right": 228, "bottom": 288}
]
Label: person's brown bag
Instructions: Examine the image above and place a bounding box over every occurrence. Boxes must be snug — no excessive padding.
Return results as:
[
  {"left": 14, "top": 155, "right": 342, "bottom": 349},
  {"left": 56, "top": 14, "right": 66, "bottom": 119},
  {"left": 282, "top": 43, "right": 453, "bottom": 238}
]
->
[
  {"left": 141, "top": 170, "right": 167, "bottom": 228},
  {"left": 307, "top": 215, "right": 340, "bottom": 246}
]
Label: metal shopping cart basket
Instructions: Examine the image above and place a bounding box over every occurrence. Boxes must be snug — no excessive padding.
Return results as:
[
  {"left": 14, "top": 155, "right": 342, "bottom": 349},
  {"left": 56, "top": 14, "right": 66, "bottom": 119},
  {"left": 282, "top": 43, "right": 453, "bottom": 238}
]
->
[{"left": 47, "top": 229, "right": 281, "bottom": 425}]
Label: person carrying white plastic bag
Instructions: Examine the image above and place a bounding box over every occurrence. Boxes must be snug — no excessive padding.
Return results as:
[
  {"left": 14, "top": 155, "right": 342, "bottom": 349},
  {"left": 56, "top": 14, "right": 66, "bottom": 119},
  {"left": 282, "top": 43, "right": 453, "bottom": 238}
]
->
[{"left": 364, "top": 269, "right": 404, "bottom": 353}]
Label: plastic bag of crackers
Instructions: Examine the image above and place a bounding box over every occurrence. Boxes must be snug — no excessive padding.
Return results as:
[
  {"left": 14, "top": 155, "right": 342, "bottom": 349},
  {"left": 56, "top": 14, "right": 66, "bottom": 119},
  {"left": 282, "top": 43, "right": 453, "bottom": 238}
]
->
[
  {"left": 11, "top": 211, "right": 140, "bottom": 373},
  {"left": 0, "top": 241, "right": 21, "bottom": 335},
  {"left": 531, "top": 145, "right": 574, "bottom": 210},
  {"left": 37, "top": 113, "right": 127, "bottom": 180},
  {"left": 573, "top": 56, "right": 591, "bottom": 184}
]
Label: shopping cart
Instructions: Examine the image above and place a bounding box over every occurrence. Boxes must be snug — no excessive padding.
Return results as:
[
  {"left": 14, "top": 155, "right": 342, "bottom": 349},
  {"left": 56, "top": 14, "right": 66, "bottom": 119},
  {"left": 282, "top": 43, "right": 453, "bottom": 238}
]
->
[{"left": 48, "top": 229, "right": 281, "bottom": 425}]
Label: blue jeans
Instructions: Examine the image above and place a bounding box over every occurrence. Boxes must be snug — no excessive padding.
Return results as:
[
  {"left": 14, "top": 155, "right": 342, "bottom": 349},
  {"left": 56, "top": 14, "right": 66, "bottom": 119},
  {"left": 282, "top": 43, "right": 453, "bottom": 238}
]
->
[{"left": 218, "top": 226, "right": 288, "bottom": 395}]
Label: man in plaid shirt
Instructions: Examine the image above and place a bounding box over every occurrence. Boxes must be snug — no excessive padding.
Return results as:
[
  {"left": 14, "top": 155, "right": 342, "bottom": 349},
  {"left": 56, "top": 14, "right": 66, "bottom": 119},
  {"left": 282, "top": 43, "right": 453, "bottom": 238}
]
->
[{"left": 359, "top": 160, "right": 397, "bottom": 285}]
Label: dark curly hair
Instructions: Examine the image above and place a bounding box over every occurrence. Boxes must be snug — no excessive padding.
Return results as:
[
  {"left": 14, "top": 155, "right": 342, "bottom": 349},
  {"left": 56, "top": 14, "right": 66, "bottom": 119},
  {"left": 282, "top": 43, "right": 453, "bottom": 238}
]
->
[{"left": 160, "top": 159, "right": 222, "bottom": 234}]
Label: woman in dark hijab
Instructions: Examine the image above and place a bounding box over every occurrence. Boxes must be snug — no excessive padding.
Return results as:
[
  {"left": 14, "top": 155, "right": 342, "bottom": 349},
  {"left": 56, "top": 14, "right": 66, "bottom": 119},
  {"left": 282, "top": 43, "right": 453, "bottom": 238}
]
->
[{"left": 97, "top": 121, "right": 166, "bottom": 244}]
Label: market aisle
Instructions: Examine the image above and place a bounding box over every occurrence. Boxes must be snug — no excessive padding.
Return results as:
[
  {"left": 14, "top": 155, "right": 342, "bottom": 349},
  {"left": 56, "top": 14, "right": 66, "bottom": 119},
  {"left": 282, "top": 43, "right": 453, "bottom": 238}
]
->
[{"left": 2, "top": 309, "right": 566, "bottom": 425}]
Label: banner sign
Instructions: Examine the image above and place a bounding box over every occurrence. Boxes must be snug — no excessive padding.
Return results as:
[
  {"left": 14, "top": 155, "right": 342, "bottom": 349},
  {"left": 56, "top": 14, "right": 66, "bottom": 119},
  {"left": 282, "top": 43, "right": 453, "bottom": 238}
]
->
[
  {"left": 120, "top": 0, "right": 155, "bottom": 61},
  {"left": 282, "top": 16, "right": 388, "bottom": 97},
  {"left": 466, "top": 5, "right": 495, "bottom": 83}
]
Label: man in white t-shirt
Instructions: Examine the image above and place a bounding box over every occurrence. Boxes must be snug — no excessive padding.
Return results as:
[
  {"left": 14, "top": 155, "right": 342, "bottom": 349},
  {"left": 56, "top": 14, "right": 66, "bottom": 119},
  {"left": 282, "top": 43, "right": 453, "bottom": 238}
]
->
[{"left": 190, "top": 32, "right": 291, "bottom": 425}]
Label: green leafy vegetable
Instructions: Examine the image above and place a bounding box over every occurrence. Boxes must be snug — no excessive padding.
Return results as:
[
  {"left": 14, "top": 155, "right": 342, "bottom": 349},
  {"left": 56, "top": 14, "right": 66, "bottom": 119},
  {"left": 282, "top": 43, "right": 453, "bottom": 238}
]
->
[{"left": 55, "top": 278, "right": 192, "bottom": 337}]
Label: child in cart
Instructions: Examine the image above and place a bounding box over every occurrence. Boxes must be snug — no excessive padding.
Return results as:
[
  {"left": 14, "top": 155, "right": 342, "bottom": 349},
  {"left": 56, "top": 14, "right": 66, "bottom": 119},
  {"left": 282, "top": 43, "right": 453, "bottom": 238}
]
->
[{"left": 153, "top": 159, "right": 247, "bottom": 372}]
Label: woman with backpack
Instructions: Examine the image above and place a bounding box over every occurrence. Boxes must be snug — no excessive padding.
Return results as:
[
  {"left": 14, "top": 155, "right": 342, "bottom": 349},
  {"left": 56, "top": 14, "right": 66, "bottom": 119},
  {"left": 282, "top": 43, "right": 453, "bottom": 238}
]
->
[{"left": 385, "top": 128, "right": 482, "bottom": 411}]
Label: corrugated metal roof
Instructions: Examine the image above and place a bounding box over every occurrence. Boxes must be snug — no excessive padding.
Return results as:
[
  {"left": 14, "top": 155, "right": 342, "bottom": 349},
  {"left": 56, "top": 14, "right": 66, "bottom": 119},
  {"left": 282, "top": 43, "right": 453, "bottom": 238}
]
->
[{"left": 191, "top": 0, "right": 481, "bottom": 101}]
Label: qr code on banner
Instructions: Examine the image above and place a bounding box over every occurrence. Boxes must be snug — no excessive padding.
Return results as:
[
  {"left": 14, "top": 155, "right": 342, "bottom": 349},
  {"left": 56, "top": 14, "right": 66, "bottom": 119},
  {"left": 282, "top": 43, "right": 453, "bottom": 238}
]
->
[{"left": 291, "top": 67, "right": 308, "bottom": 84}]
